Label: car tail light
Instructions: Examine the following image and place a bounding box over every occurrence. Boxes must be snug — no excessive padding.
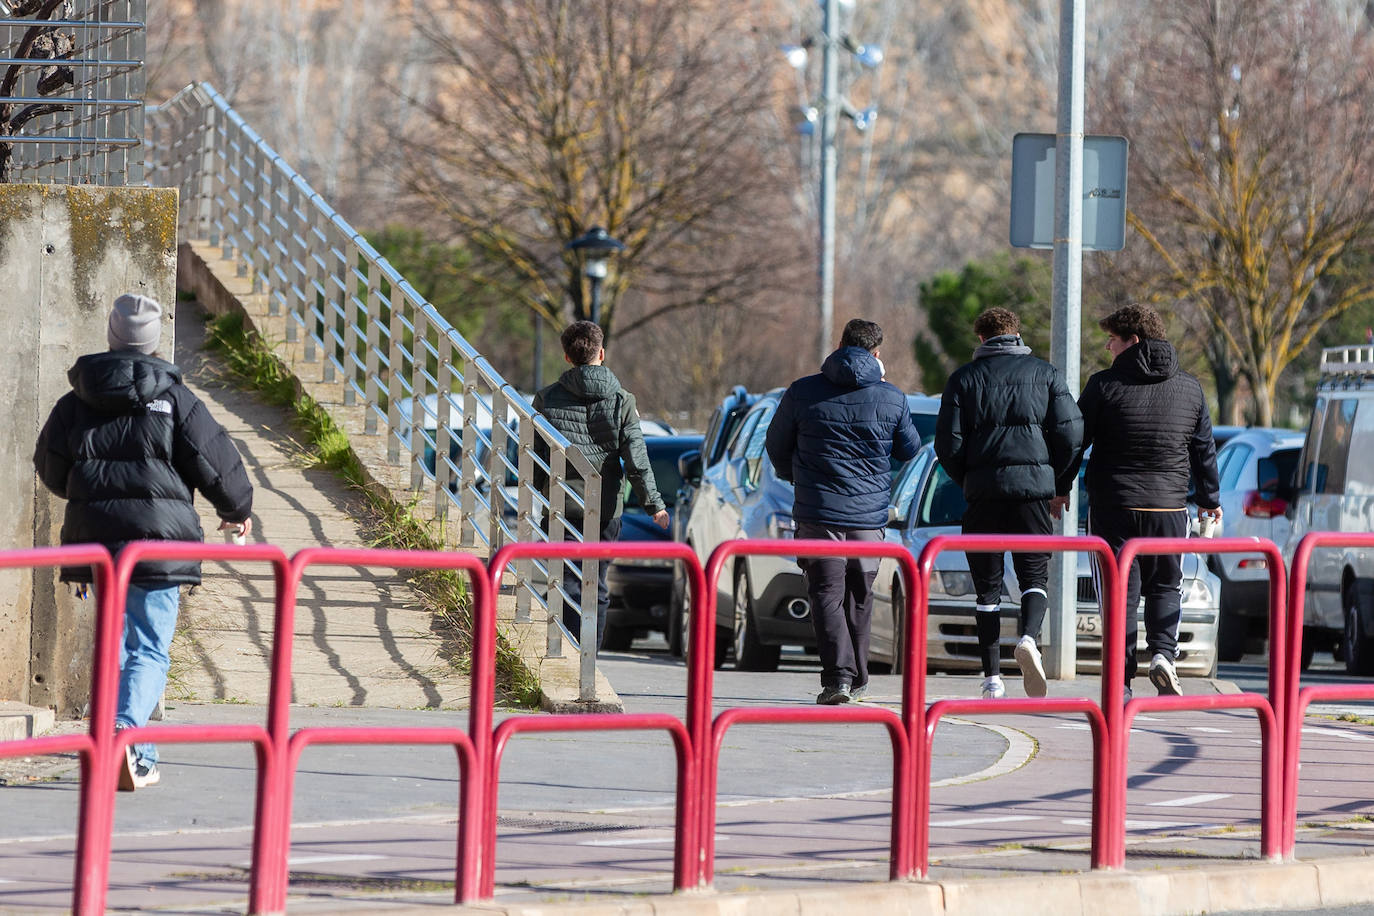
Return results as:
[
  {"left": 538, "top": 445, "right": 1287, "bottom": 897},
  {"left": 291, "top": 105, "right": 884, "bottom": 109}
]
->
[{"left": 1242, "top": 490, "right": 1287, "bottom": 519}]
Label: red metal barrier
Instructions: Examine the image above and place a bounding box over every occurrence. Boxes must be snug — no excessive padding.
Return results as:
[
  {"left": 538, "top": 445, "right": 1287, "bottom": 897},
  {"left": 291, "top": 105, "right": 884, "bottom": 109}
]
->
[
  {"left": 487, "top": 541, "right": 706, "bottom": 896},
  {"left": 1282, "top": 532, "right": 1374, "bottom": 855},
  {"left": 699, "top": 539, "right": 920, "bottom": 884},
  {"left": 278, "top": 547, "right": 492, "bottom": 908},
  {"left": 1112, "top": 537, "right": 1286, "bottom": 867},
  {"left": 0, "top": 545, "right": 113, "bottom": 916},
  {"left": 912, "top": 534, "right": 1117, "bottom": 876}
]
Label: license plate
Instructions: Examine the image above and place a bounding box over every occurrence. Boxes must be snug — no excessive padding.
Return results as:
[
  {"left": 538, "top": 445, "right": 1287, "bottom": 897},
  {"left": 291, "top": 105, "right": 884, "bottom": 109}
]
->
[{"left": 1075, "top": 614, "right": 1101, "bottom": 635}]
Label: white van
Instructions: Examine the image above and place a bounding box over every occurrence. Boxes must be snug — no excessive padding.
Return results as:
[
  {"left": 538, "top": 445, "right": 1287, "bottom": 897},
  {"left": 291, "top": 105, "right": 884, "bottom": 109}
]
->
[{"left": 1283, "top": 345, "right": 1374, "bottom": 674}]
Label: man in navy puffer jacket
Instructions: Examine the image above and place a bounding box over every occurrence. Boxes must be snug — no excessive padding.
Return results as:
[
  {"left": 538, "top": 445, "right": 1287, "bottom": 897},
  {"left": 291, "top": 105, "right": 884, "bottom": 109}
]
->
[{"left": 767, "top": 319, "right": 920, "bottom": 704}]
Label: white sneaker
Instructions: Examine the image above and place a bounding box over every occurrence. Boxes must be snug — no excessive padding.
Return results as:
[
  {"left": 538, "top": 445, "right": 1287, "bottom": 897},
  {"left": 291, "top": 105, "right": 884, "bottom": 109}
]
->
[
  {"left": 1014, "top": 636, "right": 1047, "bottom": 698},
  {"left": 1148, "top": 653, "right": 1182, "bottom": 696},
  {"left": 981, "top": 676, "right": 1005, "bottom": 700}
]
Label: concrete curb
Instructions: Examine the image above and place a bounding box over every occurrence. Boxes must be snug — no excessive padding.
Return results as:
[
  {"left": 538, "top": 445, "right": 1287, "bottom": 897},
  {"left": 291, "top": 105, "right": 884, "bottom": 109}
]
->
[
  {"left": 363, "top": 854, "right": 1373, "bottom": 915},
  {"left": 0, "top": 702, "right": 54, "bottom": 741}
]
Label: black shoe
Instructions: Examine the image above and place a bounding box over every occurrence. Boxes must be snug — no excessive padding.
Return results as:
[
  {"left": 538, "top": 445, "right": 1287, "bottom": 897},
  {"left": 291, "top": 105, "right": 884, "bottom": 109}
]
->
[{"left": 816, "top": 684, "right": 852, "bottom": 705}]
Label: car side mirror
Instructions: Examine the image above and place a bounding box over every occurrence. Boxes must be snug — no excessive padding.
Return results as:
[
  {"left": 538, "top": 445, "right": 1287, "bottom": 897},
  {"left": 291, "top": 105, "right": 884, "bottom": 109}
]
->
[{"left": 678, "top": 449, "right": 702, "bottom": 486}]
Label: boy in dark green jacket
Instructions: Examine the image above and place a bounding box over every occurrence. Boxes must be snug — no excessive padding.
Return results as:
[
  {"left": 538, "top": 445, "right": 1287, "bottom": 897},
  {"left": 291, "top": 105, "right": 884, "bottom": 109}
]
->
[{"left": 533, "top": 321, "right": 667, "bottom": 648}]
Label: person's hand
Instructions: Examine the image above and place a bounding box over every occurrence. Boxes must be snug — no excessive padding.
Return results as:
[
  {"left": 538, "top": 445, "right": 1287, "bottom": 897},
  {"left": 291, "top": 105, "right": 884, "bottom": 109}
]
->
[
  {"left": 1199, "top": 506, "right": 1222, "bottom": 520},
  {"left": 652, "top": 509, "right": 670, "bottom": 529},
  {"left": 219, "top": 517, "right": 253, "bottom": 537},
  {"left": 1049, "top": 495, "right": 1069, "bottom": 519}
]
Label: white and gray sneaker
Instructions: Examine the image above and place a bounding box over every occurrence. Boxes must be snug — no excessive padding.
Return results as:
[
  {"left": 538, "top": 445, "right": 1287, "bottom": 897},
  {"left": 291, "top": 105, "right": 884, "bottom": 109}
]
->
[
  {"left": 981, "top": 675, "right": 1006, "bottom": 700},
  {"left": 1014, "top": 635, "right": 1047, "bottom": 698},
  {"left": 1148, "top": 653, "right": 1182, "bottom": 696}
]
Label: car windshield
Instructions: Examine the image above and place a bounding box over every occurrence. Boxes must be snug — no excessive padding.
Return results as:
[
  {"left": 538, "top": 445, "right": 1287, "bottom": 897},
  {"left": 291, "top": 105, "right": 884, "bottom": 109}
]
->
[{"left": 921, "top": 466, "right": 968, "bottom": 527}]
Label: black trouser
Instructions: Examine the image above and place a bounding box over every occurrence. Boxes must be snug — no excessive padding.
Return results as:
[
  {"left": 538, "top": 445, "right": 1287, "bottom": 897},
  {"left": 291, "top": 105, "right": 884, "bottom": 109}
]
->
[
  {"left": 961, "top": 498, "right": 1053, "bottom": 677},
  {"left": 1087, "top": 505, "right": 1187, "bottom": 684},
  {"left": 796, "top": 522, "right": 881, "bottom": 689},
  {"left": 558, "top": 516, "right": 622, "bottom": 650}
]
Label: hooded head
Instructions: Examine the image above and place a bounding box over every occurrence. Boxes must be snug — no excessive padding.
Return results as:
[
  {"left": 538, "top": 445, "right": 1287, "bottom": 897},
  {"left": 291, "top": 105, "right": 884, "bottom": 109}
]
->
[{"left": 107, "top": 293, "right": 162, "bottom": 355}]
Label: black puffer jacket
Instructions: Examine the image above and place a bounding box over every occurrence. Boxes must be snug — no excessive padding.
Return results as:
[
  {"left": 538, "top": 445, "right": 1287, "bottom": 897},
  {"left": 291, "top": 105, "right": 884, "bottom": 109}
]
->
[
  {"left": 33, "top": 351, "right": 253, "bottom": 585},
  {"left": 935, "top": 335, "right": 1084, "bottom": 502},
  {"left": 533, "top": 364, "right": 664, "bottom": 525},
  {"left": 1078, "top": 339, "right": 1220, "bottom": 510},
  {"left": 765, "top": 347, "right": 920, "bottom": 529}
]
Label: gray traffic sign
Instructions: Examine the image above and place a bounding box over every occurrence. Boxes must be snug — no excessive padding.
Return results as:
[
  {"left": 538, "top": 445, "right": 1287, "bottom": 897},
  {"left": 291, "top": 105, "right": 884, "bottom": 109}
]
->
[{"left": 1010, "top": 133, "right": 1128, "bottom": 251}]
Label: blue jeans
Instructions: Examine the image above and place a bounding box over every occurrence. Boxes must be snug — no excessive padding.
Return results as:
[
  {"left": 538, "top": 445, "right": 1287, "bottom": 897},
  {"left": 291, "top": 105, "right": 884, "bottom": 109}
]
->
[{"left": 114, "top": 584, "right": 181, "bottom": 767}]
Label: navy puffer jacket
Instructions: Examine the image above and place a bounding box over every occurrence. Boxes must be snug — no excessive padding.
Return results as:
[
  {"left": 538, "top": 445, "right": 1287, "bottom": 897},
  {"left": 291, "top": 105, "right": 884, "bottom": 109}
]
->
[
  {"left": 765, "top": 347, "right": 920, "bottom": 529},
  {"left": 934, "top": 335, "right": 1084, "bottom": 502},
  {"left": 34, "top": 351, "right": 253, "bottom": 585}
]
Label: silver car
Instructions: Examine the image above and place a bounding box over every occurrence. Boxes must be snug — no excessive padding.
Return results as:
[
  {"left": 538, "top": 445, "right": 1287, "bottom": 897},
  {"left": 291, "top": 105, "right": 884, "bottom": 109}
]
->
[
  {"left": 1207, "top": 428, "right": 1304, "bottom": 662},
  {"left": 870, "top": 444, "right": 1222, "bottom": 677},
  {"left": 679, "top": 392, "right": 940, "bottom": 671}
]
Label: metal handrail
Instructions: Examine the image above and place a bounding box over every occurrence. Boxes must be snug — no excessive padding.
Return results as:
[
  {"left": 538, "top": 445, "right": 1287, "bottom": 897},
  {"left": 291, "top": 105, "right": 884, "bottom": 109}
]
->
[{"left": 142, "top": 81, "right": 603, "bottom": 694}]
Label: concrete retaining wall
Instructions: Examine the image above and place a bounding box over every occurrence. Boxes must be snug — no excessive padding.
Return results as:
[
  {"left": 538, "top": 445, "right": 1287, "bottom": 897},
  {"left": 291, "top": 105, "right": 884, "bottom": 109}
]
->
[{"left": 0, "top": 184, "right": 177, "bottom": 712}]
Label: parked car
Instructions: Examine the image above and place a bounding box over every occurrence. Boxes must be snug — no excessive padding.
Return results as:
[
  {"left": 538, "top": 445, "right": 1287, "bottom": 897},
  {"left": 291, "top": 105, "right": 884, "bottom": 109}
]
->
[
  {"left": 1208, "top": 428, "right": 1304, "bottom": 662},
  {"left": 602, "top": 434, "right": 705, "bottom": 649},
  {"left": 870, "top": 444, "right": 1222, "bottom": 677},
  {"left": 666, "top": 387, "right": 761, "bottom": 657},
  {"left": 677, "top": 391, "right": 942, "bottom": 671},
  {"left": 1282, "top": 345, "right": 1374, "bottom": 674}
]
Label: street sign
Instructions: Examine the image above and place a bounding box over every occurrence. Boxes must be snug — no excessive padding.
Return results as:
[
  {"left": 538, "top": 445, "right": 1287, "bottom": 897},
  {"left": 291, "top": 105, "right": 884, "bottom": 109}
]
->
[{"left": 1009, "top": 133, "right": 1128, "bottom": 251}]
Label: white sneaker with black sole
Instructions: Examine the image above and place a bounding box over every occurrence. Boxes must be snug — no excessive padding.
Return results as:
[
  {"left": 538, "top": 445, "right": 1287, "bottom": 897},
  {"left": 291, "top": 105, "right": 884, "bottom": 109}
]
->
[
  {"left": 1014, "top": 636, "right": 1047, "bottom": 698},
  {"left": 1148, "top": 652, "right": 1182, "bottom": 696}
]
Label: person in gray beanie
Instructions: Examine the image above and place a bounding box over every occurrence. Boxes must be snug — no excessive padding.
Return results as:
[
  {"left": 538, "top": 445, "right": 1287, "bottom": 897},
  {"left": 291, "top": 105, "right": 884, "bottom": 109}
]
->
[{"left": 34, "top": 293, "right": 254, "bottom": 791}]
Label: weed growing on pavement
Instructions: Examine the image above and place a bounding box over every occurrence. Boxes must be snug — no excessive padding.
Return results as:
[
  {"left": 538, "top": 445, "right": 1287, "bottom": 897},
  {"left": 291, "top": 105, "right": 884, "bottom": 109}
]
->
[{"left": 203, "top": 309, "right": 540, "bottom": 706}]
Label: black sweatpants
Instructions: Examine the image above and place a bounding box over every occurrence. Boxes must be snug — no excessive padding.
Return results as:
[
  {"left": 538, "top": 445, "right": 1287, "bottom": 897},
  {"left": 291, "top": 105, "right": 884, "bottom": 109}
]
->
[
  {"left": 795, "top": 522, "right": 882, "bottom": 690},
  {"left": 1087, "top": 504, "right": 1188, "bottom": 684},
  {"left": 961, "top": 499, "right": 1053, "bottom": 676}
]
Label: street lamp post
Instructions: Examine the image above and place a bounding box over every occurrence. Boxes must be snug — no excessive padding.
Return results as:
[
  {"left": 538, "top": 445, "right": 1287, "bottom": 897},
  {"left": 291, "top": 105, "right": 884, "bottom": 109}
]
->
[
  {"left": 566, "top": 226, "right": 626, "bottom": 327},
  {"left": 782, "top": 2, "right": 882, "bottom": 364}
]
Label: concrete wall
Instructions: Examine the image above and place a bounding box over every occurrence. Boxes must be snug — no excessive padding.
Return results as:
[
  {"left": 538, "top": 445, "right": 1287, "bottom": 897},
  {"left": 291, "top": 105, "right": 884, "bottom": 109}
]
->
[{"left": 0, "top": 185, "right": 177, "bottom": 713}]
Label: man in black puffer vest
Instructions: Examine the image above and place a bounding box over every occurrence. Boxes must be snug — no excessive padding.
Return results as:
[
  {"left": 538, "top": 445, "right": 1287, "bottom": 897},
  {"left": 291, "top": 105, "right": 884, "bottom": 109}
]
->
[
  {"left": 936, "top": 308, "right": 1083, "bottom": 701},
  {"left": 1079, "top": 303, "right": 1221, "bottom": 700},
  {"left": 34, "top": 294, "right": 253, "bottom": 792},
  {"left": 767, "top": 318, "right": 920, "bottom": 705},
  {"left": 533, "top": 321, "right": 667, "bottom": 650}
]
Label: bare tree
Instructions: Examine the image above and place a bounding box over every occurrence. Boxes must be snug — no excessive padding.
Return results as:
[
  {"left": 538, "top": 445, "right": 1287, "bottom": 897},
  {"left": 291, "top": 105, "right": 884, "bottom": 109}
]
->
[
  {"left": 1101, "top": 0, "right": 1374, "bottom": 425},
  {"left": 400, "top": 0, "right": 798, "bottom": 340}
]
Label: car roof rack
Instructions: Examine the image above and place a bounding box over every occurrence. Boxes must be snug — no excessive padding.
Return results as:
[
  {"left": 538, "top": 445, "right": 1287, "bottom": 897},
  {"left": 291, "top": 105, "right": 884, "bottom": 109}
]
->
[{"left": 1318, "top": 345, "right": 1374, "bottom": 389}]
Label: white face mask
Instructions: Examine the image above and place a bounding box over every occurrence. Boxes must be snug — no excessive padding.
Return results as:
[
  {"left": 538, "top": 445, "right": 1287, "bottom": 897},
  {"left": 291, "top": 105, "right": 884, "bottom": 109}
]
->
[{"left": 876, "top": 356, "right": 886, "bottom": 379}]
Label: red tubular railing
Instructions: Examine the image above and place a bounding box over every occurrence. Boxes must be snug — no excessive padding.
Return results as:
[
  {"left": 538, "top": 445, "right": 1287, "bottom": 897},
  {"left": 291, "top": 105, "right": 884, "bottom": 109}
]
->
[
  {"left": 912, "top": 534, "right": 1117, "bottom": 876},
  {"left": 487, "top": 541, "right": 706, "bottom": 895},
  {"left": 0, "top": 546, "right": 113, "bottom": 916},
  {"left": 1282, "top": 532, "right": 1374, "bottom": 855},
  {"left": 278, "top": 547, "right": 491, "bottom": 908},
  {"left": 1111, "top": 537, "right": 1287, "bottom": 867},
  {"left": 699, "top": 539, "right": 921, "bottom": 884},
  {"left": 108, "top": 540, "right": 291, "bottom": 916}
]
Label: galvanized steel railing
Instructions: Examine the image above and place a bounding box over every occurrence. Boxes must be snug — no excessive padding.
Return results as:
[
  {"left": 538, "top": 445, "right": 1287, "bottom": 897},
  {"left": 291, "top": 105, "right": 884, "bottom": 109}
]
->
[
  {"left": 0, "top": 0, "right": 146, "bottom": 185},
  {"left": 143, "top": 81, "right": 605, "bottom": 699}
]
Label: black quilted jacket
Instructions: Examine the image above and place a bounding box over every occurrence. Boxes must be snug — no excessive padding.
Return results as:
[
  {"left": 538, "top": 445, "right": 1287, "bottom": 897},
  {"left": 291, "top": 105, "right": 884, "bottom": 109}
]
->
[
  {"left": 1078, "top": 339, "right": 1220, "bottom": 510},
  {"left": 34, "top": 351, "right": 253, "bottom": 584}
]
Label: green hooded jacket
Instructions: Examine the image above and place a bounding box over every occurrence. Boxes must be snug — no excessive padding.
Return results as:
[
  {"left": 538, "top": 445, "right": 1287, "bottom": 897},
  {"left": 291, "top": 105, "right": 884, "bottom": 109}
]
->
[{"left": 533, "top": 364, "right": 664, "bottom": 525}]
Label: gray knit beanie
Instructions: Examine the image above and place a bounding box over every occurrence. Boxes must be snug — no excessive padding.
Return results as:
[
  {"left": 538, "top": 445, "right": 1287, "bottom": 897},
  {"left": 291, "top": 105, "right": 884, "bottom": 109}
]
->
[{"left": 107, "top": 293, "right": 162, "bottom": 355}]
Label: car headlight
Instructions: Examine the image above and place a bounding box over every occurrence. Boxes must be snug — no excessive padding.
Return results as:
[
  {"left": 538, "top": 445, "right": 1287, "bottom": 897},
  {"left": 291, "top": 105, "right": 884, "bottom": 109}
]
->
[
  {"left": 767, "top": 513, "right": 797, "bottom": 540},
  {"left": 1181, "top": 576, "right": 1214, "bottom": 606},
  {"left": 933, "top": 571, "right": 976, "bottom": 597}
]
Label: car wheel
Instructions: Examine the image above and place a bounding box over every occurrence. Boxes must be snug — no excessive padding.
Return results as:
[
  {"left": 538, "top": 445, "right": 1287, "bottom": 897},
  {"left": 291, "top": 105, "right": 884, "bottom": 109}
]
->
[
  {"left": 733, "top": 566, "right": 781, "bottom": 672},
  {"left": 667, "top": 563, "right": 687, "bottom": 658},
  {"left": 1216, "top": 585, "right": 1246, "bottom": 663},
  {"left": 1343, "top": 580, "right": 1374, "bottom": 676},
  {"left": 601, "top": 622, "right": 634, "bottom": 652},
  {"left": 1300, "top": 626, "right": 1317, "bottom": 671}
]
